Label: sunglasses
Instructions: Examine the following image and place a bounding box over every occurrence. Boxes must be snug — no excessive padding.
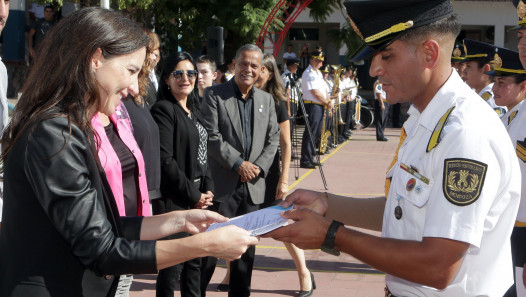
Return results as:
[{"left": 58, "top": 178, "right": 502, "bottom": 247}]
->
[{"left": 171, "top": 70, "right": 198, "bottom": 80}]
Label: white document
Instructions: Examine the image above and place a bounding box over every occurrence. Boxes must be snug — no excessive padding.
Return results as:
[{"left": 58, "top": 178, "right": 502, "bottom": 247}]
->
[
  {"left": 516, "top": 267, "right": 526, "bottom": 296},
  {"left": 206, "top": 205, "right": 293, "bottom": 236}
]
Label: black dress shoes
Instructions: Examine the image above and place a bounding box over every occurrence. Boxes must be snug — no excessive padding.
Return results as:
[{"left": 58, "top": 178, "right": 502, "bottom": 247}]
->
[
  {"left": 297, "top": 272, "right": 316, "bottom": 297},
  {"left": 311, "top": 160, "right": 322, "bottom": 166},
  {"left": 216, "top": 284, "right": 229, "bottom": 292},
  {"left": 300, "top": 161, "right": 316, "bottom": 169},
  {"left": 377, "top": 137, "right": 389, "bottom": 142}
]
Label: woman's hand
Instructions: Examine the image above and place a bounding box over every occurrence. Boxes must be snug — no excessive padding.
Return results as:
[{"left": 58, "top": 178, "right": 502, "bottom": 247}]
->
[
  {"left": 275, "top": 181, "right": 289, "bottom": 200},
  {"left": 173, "top": 209, "right": 227, "bottom": 234},
  {"left": 203, "top": 225, "right": 259, "bottom": 261},
  {"left": 195, "top": 192, "right": 214, "bottom": 209}
]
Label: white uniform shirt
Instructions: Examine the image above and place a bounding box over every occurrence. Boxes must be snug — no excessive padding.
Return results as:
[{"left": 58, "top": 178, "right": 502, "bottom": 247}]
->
[
  {"left": 479, "top": 83, "right": 507, "bottom": 117},
  {"left": 283, "top": 51, "right": 297, "bottom": 61},
  {"left": 301, "top": 65, "right": 327, "bottom": 104},
  {"left": 504, "top": 100, "right": 526, "bottom": 224},
  {"left": 501, "top": 100, "right": 524, "bottom": 130},
  {"left": 374, "top": 80, "right": 386, "bottom": 101},
  {"left": 384, "top": 70, "right": 520, "bottom": 296},
  {"left": 340, "top": 77, "right": 358, "bottom": 101}
]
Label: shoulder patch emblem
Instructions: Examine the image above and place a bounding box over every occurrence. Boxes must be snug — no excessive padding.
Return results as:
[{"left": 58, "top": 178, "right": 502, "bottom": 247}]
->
[
  {"left": 517, "top": 139, "right": 526, "bottom": 162},
  {"left": 481, "top": 92, "right": 492, "bottom": 101},
  {"left": 443, "top": 158, "right": 487, "bottom": 206}
]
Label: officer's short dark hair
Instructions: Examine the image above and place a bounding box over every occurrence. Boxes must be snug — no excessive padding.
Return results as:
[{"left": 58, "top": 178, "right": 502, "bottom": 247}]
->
[{"left": 399, "top": 14, "right": 461, "bottom": 44}]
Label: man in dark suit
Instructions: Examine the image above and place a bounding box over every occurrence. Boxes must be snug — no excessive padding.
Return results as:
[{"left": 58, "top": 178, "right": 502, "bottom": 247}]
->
[{"left": 200, "top": 44, "right": 280, "bottom": 297}]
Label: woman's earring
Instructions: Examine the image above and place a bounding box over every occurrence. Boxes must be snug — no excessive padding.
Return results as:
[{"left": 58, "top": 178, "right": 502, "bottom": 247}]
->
[{"left": 167, "top": 86, "right": 170, "bottom": 90}]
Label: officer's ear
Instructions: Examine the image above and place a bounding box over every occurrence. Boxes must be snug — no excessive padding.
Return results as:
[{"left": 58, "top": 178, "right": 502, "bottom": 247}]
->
[
  {"left": 421, "top": 39, "right": 440, "bottom": 70},
  {"left": 482, "top": 63, "right": 492, "bottom": 73},
  {"left": 519, "top": 79, "right": 526, "bottom": 94}
]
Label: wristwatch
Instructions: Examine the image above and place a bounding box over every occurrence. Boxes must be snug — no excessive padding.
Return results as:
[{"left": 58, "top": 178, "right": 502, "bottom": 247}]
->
[{"left": 321, "top": 220, "right": 343, "bottom": 256}]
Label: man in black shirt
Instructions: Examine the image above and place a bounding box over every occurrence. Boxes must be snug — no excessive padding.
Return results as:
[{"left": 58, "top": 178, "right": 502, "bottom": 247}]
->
[
  {"left": 28, "top": 4, "right": 56, "bottom": 60},
  {"left": 201, "top": 44, "right": 280, "bottom": 297}
]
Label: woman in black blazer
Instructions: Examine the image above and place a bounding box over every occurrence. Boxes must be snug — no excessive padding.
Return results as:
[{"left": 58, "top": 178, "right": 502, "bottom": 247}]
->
[
  {"left": 0, "top": 9, "right": 256, "bottom": 297},
  {"left": 151, "top": 52, "right": 214, "bottom": 297}
]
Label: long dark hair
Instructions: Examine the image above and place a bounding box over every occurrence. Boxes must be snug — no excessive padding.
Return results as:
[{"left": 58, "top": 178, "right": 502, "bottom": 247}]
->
[
  {"left": 261, "top": 53, "right": 287, "bottom": 104},
  {"left": 158, "top": 52, "right": 199, "bottom": 112},
  {"left": 2, "top": 7, "right": 149, "bottom": 159}
]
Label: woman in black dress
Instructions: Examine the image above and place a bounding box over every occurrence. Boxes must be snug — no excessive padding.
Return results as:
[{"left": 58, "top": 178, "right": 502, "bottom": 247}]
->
[{"left": 256, "top": 54, "right": 315, "bottom": 297}]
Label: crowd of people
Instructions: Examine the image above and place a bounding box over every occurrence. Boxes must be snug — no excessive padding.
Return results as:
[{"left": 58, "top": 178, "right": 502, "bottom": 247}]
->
[{"left": 4, "top": 0, "right": 526, "bottom": 297}]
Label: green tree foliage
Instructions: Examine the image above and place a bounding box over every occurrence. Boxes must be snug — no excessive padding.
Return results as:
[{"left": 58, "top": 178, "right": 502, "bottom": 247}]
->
[{"left": 40, "top": 0, "right": 347, "bottom": 62}]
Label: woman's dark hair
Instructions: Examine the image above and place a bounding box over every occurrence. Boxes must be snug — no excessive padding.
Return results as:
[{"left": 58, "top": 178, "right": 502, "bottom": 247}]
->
[
  {"left": 512, "top": 74, "right": 526, "bottom": 84},
  {"left": 2, "top": 7, "right": 149, "bottom": 159},
  {"left": 158, "top": 52, "right": 199, "bottom": 112},
  {"left": 261, "top": 53, "right": 287, "bottom": 104}
]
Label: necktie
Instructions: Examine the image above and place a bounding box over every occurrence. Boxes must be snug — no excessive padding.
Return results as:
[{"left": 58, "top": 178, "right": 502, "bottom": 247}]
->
[{"left": 384, "top": 127, "right": 406, "bottom": 197}]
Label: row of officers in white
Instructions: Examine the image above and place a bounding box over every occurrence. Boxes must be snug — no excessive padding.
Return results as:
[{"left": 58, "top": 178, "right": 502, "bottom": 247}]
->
[{"left": 264, "top": 0, "right": 526, "bottom": 297}]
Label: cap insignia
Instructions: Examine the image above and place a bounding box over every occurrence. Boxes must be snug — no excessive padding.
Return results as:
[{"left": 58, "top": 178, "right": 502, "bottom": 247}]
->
[
  {"left": 519, "top": 1, "right": 526, "bottom": 20},
  {"left": 346, "top": 14, "right": 363, "bottom": 39},
  {"left": 491, "top": 53, "right": 502, "bottom": 69},
  {"left": 453, "top": 48, "right": 461, "bottom": 58}
]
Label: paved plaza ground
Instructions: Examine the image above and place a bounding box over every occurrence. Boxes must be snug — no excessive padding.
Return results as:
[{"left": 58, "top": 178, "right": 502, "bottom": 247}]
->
[{"left": 130, "top": 126, "right": 403, "bottom": 297}]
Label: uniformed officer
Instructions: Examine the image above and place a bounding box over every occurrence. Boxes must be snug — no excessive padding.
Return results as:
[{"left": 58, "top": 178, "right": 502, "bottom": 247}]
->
[
  {"left": 484, "top": 46, "right": 526, "bottom": 297},
  {"left": 282, "top": 58, "right": 300, "bottom": 153},
  {"left": 299, "top": 50, "right": 332, "bottom": 169},
  {"left": 338, "top": 66, "right": 357, "bottom": 141},
  {"left": 373, "top": 79, "right": 389, "bottom": 141},
  {"left": 451, "top": 43, "right": 467, "bottom": 81},
  {"left": 266, "top": 1, "right": 521, "bottom": 296},
  {"left": 463, "top": 38, "right": 507, "bottom": 116},
  {"left": 516, "top": 0, "right": 526, "bottom": 70}
]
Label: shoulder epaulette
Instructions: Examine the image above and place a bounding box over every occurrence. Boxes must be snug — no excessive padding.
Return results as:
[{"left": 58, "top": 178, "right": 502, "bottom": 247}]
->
[
  {"left": 427, "top": 106, "right": 455, "bottom": 152},
  {"left": 481, "top": 91, "right": 492, "bottom": 101}
]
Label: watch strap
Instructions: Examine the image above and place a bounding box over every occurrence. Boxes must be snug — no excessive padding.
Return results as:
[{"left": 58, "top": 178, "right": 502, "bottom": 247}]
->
[{"left": 321, "top": 220, "right": 343, "bottom": 256}]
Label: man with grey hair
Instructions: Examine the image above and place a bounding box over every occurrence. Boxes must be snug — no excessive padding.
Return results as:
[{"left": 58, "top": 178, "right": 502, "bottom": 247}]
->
[{"left": 200, "top": 44, "right": 280, "bottom": 297}]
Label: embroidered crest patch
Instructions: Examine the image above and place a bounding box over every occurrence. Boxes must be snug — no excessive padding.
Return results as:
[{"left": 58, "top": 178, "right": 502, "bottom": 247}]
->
[{"left": 443, "top": 158, "right": 487, "bottom": 206}]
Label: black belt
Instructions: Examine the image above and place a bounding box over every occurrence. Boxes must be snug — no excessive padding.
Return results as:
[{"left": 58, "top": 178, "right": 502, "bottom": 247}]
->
[{"left": 384, "top": 286, "right": 399, "bottom": 297}]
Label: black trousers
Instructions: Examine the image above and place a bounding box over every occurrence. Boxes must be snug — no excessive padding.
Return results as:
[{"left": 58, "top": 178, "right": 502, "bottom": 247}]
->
[
  {"left": 152, "top": 198, "right": 202, "bottom": 297},
  {"left": 300, "top": 103, "right": 323, "bottom": 163},
  {"left": 374, "top": 100, "right": 390, "bottom": 140},
  {"left": 200, "top": 182, "right": 260, "bottom": 297},
  {"left": 503, "top": 226, "right": 526, "bottom": 297}
]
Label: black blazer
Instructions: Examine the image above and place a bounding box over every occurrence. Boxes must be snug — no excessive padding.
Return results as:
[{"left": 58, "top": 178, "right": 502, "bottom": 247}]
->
[
  {"left": 151, "top": 98, "right": 214, "bottom": 211},
  {"left": 0, "top": 115, "right": 157, "bottom": 297}
]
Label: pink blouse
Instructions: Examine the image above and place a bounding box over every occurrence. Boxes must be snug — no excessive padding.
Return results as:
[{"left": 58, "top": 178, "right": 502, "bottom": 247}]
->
[{"left": 92, "top": 103, "right": 151, "bottom": 217}]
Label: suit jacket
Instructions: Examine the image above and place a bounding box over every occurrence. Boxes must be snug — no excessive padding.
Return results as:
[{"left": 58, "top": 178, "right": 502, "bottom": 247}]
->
[
  {"left": 0, "top": 115, "right": 157, "bottom": 297},
  {"left": 151, "top": 98, "right": 214, "bottom": 211},
  {"left": 201, "top": 79, "right": 280, "bottom": 204}
]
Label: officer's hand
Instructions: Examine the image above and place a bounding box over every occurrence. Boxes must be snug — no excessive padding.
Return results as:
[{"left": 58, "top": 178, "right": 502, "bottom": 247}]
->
[
  {"left": 263, "top": 208, "right": 331, "bottom": 250},
  {"left": 279, "top": 189, "right": 328, "bottom": 215}
]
